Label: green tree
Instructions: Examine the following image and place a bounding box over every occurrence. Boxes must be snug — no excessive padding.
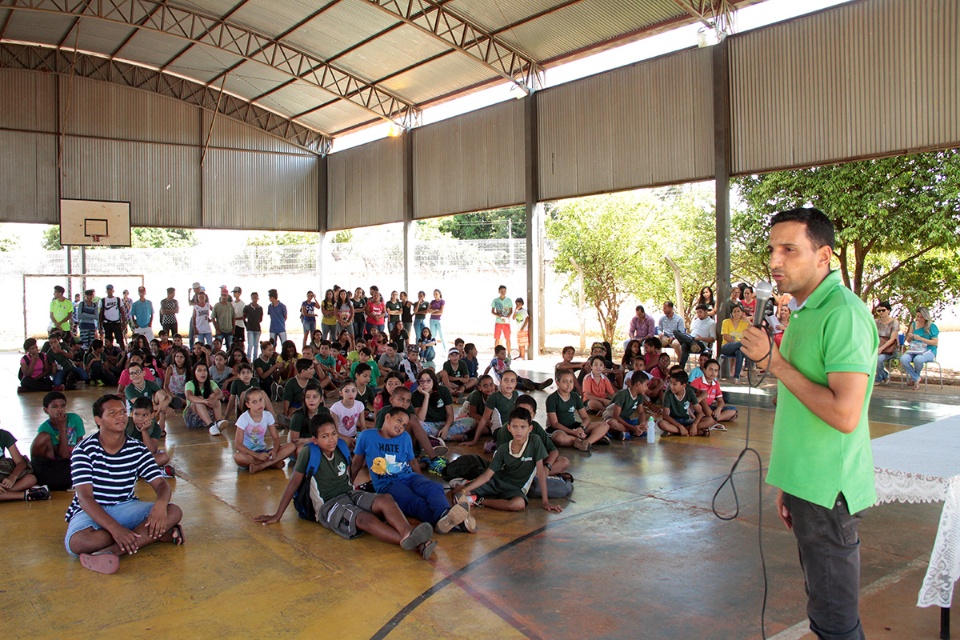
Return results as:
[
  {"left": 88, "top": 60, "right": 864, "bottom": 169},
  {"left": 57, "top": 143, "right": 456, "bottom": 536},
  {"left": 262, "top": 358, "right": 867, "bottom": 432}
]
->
[
  {"left": 438, "top": 206, "right": 526, "bottom": 240},
  {"left": 0, "top": 226, "right": 19, "bottom": 251},
  {"left": 42, "top": 226, "right": 197, "bottom": 250},
  {"left": 246, "top": 231, "right": 319, "bottom": 246},
  {"left": 547, "top": 190, "right": 717, "bottom": 342},
  {"left": 734, "top": 149, "right": 960, "bottom": 315}
]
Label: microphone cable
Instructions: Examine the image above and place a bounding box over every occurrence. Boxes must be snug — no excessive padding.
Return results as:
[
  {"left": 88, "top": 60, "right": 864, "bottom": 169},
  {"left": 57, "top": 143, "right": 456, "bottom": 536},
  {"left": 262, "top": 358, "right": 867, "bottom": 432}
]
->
[{"left": 711, "top": 318, "right": 774, "bottom": 640}]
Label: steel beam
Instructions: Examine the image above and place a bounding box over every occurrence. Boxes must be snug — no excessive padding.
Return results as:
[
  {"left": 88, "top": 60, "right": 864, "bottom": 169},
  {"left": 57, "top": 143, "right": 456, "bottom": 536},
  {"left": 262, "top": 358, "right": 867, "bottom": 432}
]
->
[
  {"left": 713, "top": 39, "right": 731, "bottom": 326},
  {"left": 0, "top": 43, "right": 331, "bottom": 154},
  {"left": 2, "top": 0, "right": 420, "bottom": 129},
  {"left": 362, "top": 0, "right": 543, "bottom": 91}
]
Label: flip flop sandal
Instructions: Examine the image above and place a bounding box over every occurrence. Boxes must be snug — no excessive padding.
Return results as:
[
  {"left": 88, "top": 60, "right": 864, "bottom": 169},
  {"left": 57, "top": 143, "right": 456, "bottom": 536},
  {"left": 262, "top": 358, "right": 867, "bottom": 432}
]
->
[
  {"left": 419, "top": 539, "right": 438, "bottom": 560},
  {"left": 401, "top": 522, "right": 433, "bottom": 551},
  {"left": 711, "top": 424, "right": 728, "bottom": 431},
  {"left": 171, "top": 523, "right": 186, "bottom": 545},
  {"left": 80, "top": 551, "right": 120, "bottom": 575}
]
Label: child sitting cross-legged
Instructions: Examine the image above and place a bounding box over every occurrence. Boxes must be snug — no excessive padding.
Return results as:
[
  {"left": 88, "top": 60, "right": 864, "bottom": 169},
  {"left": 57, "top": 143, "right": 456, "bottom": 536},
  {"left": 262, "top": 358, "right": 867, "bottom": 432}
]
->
[
  {"left": 352, "top": 407, "right": 474, "bottom": 535},
  {"left": 546, "top": 370, "right": 609, "bottom": 452},
  {"left": 465, "top": 369, "right": 519, "bottom": 447},
  {"left": 0, "top": 422, "right": 49, "bottom": 502},
  {"left": 658, "top": 370, "right": 710, "bottom": 437},
  {"left": 457, "top": 408, "right": 563, "bottom": 513},
  {"left": 496, "top": 395, "right": 570, "bottom": 479},
  {"left": 691, "top": 358, "right": 738, "bottom": 430},
  {"left": 330, "top": 379, "right": 366, "bottom": 450},
  {"left": 603, "top": 374, "right": 650, "bottom": 440},
  {"left": 581, "top": 355, "right": 616, "bottom": 413},
  {"left": 233, "top": 388, "right": 297, "bottom": 473},
  {"left": 255, "top": 415, "right": 437, "bottom": 559},
  {"left": 126, "top": 397, "right": 175, "bottom": 477}
]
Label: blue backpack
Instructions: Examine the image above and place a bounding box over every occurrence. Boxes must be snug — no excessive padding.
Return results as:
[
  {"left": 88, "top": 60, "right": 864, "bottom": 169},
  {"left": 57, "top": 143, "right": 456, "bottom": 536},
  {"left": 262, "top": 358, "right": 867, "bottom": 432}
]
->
[{"left": 293, "top": 440, "right": 353, "bottom": 522}]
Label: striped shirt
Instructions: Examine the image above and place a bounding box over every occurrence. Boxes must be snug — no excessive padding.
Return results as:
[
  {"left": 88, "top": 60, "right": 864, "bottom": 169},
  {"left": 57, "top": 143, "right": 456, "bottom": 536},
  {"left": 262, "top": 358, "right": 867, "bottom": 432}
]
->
[{"left": 65, "top": 434, "right": 162, "bottom": 522}]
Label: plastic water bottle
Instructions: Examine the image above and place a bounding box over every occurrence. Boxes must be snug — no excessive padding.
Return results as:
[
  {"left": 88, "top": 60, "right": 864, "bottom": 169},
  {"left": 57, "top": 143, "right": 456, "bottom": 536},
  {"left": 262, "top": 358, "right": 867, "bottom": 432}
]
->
[{"left": 646, "top": 416, "right": 657, "bottom": 443}]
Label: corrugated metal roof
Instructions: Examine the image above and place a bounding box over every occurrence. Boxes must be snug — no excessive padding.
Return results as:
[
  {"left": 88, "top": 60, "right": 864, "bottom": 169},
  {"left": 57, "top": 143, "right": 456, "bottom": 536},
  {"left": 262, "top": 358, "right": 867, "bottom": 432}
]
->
[{"left": 0, "top": 0, "right": 752, "bottom": 144}]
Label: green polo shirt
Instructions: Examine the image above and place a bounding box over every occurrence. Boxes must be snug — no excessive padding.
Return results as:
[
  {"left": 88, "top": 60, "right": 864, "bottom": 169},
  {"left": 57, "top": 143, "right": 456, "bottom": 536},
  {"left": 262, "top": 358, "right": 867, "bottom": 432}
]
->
[{"left": 766, "top": 271, "right": 878, "bottom": 513}]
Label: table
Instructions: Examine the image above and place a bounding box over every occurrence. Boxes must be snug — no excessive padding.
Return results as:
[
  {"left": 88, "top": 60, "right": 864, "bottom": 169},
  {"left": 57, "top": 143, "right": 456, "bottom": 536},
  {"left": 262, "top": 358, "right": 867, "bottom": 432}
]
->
[{"left": 873, "top": 415, "right": 960, "bottom": 639}]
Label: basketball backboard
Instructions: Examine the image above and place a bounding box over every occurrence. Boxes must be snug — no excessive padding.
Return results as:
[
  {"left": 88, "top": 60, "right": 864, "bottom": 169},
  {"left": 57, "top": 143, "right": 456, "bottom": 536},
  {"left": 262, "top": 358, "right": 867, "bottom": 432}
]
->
[{"left": 59, "top": 199, "right": 132, "bottom": 247}]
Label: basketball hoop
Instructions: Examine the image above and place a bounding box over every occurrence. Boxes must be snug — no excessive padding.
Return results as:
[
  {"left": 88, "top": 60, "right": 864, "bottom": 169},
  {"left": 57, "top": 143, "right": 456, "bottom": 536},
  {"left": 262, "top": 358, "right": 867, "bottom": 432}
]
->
[{"left": 91, "top": 235, "right": 103, "bottom": 245}]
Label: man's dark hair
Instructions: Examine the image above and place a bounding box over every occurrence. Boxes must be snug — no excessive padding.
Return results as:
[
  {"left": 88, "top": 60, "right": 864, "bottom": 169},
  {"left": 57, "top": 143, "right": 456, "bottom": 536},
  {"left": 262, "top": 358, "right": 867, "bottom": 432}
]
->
[
  {"left": 93, "top": 394, "right": 124, "bottom": 418},
  {"left": 770, "top": 207, "right": 835, "bottom": 251},
  {"left": 359, "top": 347, "right": 372, "bottom": 357},
  {"left": 695, "top": 304, "right": 708, "bottom": 312},
  {"left": 91, "top": 339, "right": 104, "bottom": 350},
  {"left": 663, "top": 301, "right": 674, "bottom": 309},
  {"left": 295, "top": 358, "right": 314, "bottom": 373},
  {"left": 705, "top": 358, "right": 720, "bottom": 368},
  {"left": 636, "top": 305, "right": 645, "bottom": 313},
  {"left": 669, "top": 370, "right": 689, "bottom": 384},
  {"left": 354, "top": 362, "right": 372, "bottom": 377}
]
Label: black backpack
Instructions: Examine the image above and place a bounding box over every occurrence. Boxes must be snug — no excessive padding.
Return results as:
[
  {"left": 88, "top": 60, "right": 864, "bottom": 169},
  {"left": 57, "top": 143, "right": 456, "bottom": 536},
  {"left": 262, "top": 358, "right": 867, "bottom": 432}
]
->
[{"left": 441, "top": 454, "right": 488, "bottom": 481}]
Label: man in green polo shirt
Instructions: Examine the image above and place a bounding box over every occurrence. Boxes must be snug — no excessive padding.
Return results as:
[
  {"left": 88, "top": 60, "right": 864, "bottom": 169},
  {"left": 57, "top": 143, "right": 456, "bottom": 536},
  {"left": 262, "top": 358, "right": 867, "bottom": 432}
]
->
[{"left": 742, "top": 208, "right": 876, "bottom": 640}]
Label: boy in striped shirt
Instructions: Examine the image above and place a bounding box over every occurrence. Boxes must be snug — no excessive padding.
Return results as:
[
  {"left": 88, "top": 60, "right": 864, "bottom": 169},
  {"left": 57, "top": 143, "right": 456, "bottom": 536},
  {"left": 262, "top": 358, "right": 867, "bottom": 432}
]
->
[{"left": 64, "top": 394, "right": 184, "bottom": 574}]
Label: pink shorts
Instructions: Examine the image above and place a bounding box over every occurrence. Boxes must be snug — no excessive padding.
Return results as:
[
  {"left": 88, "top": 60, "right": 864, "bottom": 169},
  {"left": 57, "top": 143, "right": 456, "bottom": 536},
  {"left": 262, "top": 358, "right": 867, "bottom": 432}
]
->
[{"left": 494, "top": 323, "right": 511, "bottom": 340}]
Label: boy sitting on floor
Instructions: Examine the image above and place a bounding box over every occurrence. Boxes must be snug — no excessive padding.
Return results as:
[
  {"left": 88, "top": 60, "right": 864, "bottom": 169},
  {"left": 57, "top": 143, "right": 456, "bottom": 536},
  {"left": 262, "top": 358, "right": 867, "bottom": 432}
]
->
[
  {"left": 126, "top": 397, "right": 175, "bottom": 477},
  {"left": 31, "top": 391, "right": 85, "bottom": 491},
  {"left": 691, "top": 358, "right": 738, "bottom": 429},
  {"left": 255, "top": 414, "right": 437, "bottom": 559},
  {"left": 546, "top": 370, "right": 609, "bottom": 452},
  {"left": 496, "top": 395, "right": 570, "bottom": 479},
  {"left": 603, "top": 374, "right": 650, "bottom": 440},
  {"left": 457, "top": 408, "right": 563, "bottom": 513},
  {"left": 0, "top": 424, "right": 49, "bottom": 502},
  {"left": 64, "top": 394, "right": 184, "bottom": 575},
  {"left": 465, "top": 369, "right": 520, "bottom": 446},
  {"left": 658, "top": 370, "right": 709, "bottom": 437}
]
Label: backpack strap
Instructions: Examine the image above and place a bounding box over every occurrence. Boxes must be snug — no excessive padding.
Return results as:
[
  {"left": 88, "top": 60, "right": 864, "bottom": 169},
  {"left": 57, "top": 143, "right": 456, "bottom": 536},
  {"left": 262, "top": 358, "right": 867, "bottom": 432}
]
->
[
  {"left": 336, "top": 439, "right": 352, "bottom": 468},
  {"left": 304, "top": 442, "right": 321, "bottom": 477}
]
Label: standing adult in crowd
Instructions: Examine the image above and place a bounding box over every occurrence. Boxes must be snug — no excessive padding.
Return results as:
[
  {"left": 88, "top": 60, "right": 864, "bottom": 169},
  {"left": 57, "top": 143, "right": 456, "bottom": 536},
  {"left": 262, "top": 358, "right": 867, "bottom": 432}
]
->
[
  {"left": 211, "top": 292, "right": 235, "bottom": 349},
  {"left": 243, "top": 292, "right": 263, "bottom": 361},
  {"left": 429, "top": 289, "right": 447, "bottom": 354},
  {"left": 159, "top": 288, "right": 179, "bottom": 337},
  {"left": 231, "top": 287, "right": 246, "bottom": 347},
  {"left": 50, "top": 286, "right": 74, "bottom": 335},
  {"left": 742, "top": 207, "right": 876, "bottom": 640},
  {"left": 268, "top": 289, "right": 287, "bottom": 346},
  {"left": 76, "top": 289, "right": 100, "bottom": 349},
  {"left": 99, "top": 285, "right": 126, "bottom": 349},
  {"left": 300, "top": 290, "right": 318, "bottom": 349},
  {"left": 187, "top": 282, "right": 203, "bottom": 348},
  {"left": 131, "top": 287, "right": 154, "bottom": 342}
]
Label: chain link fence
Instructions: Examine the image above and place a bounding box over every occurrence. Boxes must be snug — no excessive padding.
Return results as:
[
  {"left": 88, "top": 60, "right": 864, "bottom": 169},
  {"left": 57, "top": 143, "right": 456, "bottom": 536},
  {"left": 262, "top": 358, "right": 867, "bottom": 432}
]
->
[{"left": 5, "top": 239, "right": 642, "bottom": 353}]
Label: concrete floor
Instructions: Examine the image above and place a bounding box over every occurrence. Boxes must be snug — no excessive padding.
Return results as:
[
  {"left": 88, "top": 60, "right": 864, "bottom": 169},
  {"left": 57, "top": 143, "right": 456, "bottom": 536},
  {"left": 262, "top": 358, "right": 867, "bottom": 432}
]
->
[{"left": 2, "top": 354, "right": 958, "bottom": 640}]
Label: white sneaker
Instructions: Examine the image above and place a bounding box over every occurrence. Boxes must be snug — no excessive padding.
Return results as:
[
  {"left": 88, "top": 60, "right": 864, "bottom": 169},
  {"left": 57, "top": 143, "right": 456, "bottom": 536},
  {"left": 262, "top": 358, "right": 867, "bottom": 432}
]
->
[
  {"left": 208, "top": 423, "right": 220, "bottom": 436},
  {"left": 217, "top": 419, "right": 228, "bottom": 431}
]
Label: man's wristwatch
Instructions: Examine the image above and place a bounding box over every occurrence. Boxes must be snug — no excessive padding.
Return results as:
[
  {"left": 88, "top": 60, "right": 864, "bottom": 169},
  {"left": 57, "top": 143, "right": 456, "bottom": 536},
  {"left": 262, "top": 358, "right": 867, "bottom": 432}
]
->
[{"left": 545, "top": 463, "right": 552, "bottom": 471}]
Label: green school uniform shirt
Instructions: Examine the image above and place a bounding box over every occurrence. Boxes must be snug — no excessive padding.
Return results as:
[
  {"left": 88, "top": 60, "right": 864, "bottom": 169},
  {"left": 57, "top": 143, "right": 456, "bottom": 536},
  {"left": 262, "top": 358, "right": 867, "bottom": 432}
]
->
[
  {"left": 291, "top": 407, "right": 333, "bottom": 439},
  {"left": 282, "top": 378, "right": 307, "bottom": 405},
  {"left": 294, "top": 445, "right": 352, "bottom": 502},
  {"left": 610, "top": 388, "right": 642, "bottom": 420},
  {"left": 490, "top": 436, "right": 548, "bottom": 488},
  {"left": 229, "top": 378, "right": 260, "bottom": 397},
  {"left": 545, "top": 391, "right": 584, "bottom": 429},
  {"left": 412, "top": 386, "right": 455, "bottom": 423},
  {"left": 766, "top": 270, "right": 878, "bottom": 513},
  {"left": 485, "top": 390, "right": 519, "bottom": 424},
  {"left": 0, "top": 429, "right": 16, "bottom": 457},
  {"left": 442, "top": 360, "right": 470, "bottom": 380},
  {"left": 663, "top": 386, "right": 698, "bottom": 421},
  {"left": 124, "top": 379, "right": 161, "bottom": 409},
  {"left": 38, "top": 413, "right": 86, "bottom": 447},
  {"left": 496, "top": 419, "right": 557, "bottom": 453}
]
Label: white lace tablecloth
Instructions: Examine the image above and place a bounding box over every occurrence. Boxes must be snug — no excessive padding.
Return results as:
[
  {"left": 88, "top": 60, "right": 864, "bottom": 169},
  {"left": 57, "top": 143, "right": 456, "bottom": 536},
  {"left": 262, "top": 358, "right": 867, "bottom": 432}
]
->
[{"left": 872, "top": 416, "right": 960, "bottom": 608}]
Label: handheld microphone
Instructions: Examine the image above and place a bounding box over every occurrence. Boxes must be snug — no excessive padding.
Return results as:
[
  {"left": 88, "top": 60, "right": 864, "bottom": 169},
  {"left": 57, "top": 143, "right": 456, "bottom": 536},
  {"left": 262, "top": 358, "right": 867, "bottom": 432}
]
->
[{"left": 753, "top": 280, "right": 774, "bottom": 328}]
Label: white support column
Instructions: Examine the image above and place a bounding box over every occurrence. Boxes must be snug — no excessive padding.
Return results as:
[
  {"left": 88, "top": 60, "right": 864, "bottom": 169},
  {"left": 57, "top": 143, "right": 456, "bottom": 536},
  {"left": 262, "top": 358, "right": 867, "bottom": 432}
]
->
[{"left": 524, "top": 92, "right": 542, "bottom": 359}]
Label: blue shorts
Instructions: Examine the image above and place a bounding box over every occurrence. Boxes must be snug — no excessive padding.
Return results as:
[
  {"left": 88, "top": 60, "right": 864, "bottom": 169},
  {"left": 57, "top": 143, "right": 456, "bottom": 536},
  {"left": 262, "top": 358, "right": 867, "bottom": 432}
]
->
[
  {"left": 64, "top": 499, "right": 155, "bottom": 556},
  {"left": 674, "top": 417, "right": 694, "bottom": 427}
]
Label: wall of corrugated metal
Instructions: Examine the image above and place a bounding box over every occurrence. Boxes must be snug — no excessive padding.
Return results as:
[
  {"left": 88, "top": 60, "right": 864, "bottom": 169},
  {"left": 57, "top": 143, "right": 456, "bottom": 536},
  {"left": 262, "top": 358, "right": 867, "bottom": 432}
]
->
[
  {"left": 202, "top": 111, "right": 313, "bottom": 155},
  {"left": 61, "top": 137, "right": 202, "bottom": 228},
  {"left": 61, "top": 76, "right": 197, "bottom": 145},
  {"left": 538, "top": 47, "right": 715, "bottom": 201},
  {"left": 413, "top": 100, "right": 525, "bottom": 219},
  {"left": 730, "top": 0, "right": 960, "bottom": 174},
  {"left": 0, "top": 69, "right": 57, "bottom": 133},
  {"left": 202, "top": 150, "right": 320, "bottom": 231},
  {"left": 327, "top": 136, "right": 404, "bottom": 231},
  {"left": 0, "top": 130, "right": 59, "bottom": 223},
  {"left": 0, "top": 69, "right": 59, "bottom": 223}
]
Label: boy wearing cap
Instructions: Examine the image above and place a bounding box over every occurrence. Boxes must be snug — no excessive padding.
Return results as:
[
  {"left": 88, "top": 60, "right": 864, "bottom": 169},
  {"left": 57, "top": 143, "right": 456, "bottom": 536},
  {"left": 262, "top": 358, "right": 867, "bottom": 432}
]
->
[
  {"left": 440, "top": 347, "right": 476, "bottom": 397},
  {"left": 159, "top": 288, "right": 179, "bottom": 337},
  {"left": 99, "top": 285, "right": 126, "bottom": 349},
  {"left": 131, "top": 287, "right": 154, "bottom": 342}
]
